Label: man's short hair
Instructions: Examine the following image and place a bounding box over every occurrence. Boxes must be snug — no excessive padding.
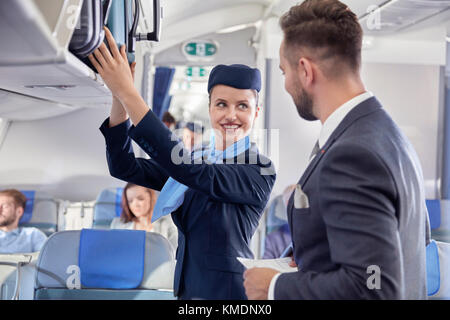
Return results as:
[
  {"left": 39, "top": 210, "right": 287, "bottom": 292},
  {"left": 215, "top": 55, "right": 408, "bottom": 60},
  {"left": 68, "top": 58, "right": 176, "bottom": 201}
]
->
[
  {"left": 162, "top": 111, "right": 176, "bottom": 124},
  {"left": 279, "top": 0, "right": 363, "bottom": 77},
  {"left": 0, "top": 189, "right": 27, "bottom": 210}
]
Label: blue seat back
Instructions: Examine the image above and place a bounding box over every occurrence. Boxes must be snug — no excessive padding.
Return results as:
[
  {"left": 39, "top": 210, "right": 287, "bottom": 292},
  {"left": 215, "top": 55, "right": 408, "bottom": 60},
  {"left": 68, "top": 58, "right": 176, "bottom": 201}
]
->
[
  {"left": 79, "top": 229, "right": 146, "bottom": 289},
  {"left": 34, "top": 229, "right": 176, "bottom": 300},
  {"left": 426, "top": 200, "right": 441, "bottom": 230},
  {"left": 266, "top": 195, "right": 288, "bottom": 233},
  {"left": 426, "top": 199, "right": 450, "bottom": 243},
  {"left": 18, "top": 190, "right": 58, "bottom": 236},
  {"left": 92, "top": 188, "right": 123, "bottom": 229}
]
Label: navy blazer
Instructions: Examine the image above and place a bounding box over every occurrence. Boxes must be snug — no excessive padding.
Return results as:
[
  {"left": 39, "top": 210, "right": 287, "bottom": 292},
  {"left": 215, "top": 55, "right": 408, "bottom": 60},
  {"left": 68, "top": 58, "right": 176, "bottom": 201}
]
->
[
  {"left": 274, "top": 97, "right": 430, "bottom": 299},
  {"left": 100, "top": 110, "right": 275, "bottom": 300}
]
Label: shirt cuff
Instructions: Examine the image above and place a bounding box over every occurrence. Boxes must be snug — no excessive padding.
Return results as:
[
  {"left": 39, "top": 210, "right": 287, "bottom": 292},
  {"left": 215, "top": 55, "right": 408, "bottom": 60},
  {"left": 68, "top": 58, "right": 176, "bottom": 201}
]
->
[{"left": 268, "top": 272, "right": 281, "bottom": 300}]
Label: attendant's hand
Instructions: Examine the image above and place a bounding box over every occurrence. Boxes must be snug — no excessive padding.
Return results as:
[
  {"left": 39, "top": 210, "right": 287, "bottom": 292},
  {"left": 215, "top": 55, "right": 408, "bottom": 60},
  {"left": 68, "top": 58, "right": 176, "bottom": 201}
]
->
[
  {"left": 88, "top": 27, "right": 137, "bottom": 100},
  {"left": 130, "top": 61, "right": 137, "bottom": 81},
  {"left": 112, "top": 61, "right": 136, "bottom": 103},
  {"left": 243, "top": 268, "right": 279, "bottom": 300}
]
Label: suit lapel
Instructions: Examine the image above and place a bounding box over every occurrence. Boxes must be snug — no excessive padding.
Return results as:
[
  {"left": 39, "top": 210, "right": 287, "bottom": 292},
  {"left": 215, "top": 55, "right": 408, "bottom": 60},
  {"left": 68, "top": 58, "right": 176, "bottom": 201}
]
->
[
  {"left": 298, "top": 96, "right": 382, "bottom": 189},
  {"left": 288, "top": 97, "right": 382, "bottom": 234}
]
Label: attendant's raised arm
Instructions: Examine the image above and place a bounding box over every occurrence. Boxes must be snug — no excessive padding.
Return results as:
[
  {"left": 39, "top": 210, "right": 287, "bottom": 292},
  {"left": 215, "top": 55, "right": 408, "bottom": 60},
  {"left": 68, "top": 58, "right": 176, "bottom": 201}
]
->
[
  {"left": 88, "top": 27, "right": 149, "bottom": 126},
  {"left": 109, "top": 62, "right": 135, "bottom": 128}
]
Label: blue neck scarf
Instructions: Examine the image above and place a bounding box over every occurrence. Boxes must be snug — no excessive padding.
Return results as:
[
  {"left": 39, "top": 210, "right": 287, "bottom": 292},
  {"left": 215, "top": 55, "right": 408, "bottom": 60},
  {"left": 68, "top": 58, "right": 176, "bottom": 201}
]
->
[{"left": 151, "top": 132, "right": 251, "bottom": 223}]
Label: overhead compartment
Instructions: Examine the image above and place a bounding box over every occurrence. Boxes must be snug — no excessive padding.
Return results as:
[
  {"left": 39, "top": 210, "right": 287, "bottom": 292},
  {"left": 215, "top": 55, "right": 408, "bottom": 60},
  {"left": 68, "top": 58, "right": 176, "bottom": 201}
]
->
[
  {"left": 0, "top": 89, "right": 77, "bottom": 121},
  {"left": 360, "top": 0, "right": 450, "bottom": 34},
  {"left": 0, "top": 0, "right": 111, "bottom": 119}
]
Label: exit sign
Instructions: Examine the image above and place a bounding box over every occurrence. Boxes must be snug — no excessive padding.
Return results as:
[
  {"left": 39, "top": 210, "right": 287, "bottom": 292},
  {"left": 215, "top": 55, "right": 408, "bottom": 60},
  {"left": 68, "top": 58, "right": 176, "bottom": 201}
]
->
[
  {"left": 182, "top": 40, "right": 218, "bottom": 60},
  {"left": 186, "top": 67, "right": 207, "bottom": 77}
]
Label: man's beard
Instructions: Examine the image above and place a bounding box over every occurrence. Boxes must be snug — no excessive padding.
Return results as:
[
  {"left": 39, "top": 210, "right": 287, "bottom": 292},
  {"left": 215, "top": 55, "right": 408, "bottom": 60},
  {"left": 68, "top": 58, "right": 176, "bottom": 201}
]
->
[
  {"left": 293, "top": 86, "right": 317, "bottom": 121},
  {"left": 0, "top": 214, "right": 16, "bottom": 227}
]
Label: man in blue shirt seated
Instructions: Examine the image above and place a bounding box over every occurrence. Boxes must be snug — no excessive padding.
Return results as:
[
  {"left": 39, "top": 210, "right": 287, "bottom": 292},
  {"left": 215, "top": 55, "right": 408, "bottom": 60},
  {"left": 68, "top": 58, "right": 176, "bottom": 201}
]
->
[{"left": 0, "top": 189, "right": 47, "bottom": 253}]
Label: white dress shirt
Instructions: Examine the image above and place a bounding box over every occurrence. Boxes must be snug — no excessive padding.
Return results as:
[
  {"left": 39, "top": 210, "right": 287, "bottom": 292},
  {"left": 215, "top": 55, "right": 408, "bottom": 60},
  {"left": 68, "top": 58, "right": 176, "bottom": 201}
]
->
[{"left": 267, "top": 91, "right": 374, "bottom": 300}]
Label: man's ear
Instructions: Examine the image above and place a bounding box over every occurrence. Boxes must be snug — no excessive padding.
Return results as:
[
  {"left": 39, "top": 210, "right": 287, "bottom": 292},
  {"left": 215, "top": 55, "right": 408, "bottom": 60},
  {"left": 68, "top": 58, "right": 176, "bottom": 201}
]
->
[
  {"left": 297, "top": 57, "right": 315, "bottom": 88},
  {"left": 15, "top": 206, "right": 24, "bottom": 221}
]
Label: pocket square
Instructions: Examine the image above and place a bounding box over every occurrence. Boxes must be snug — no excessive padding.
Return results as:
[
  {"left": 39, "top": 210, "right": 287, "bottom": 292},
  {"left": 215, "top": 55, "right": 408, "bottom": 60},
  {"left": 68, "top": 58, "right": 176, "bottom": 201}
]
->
[{"left": 294, "top": 184, "right": 309, "bottom": 209}]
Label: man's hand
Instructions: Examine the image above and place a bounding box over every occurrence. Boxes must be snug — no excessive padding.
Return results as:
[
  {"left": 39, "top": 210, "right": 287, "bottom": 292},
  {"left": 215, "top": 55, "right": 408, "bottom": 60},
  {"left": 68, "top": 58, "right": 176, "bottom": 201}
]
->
[
  {"left": 243, "top": 268, "right": 279, "bottom": 300},
  {"left": 88, "top": 27, "right": 137, "bottom": 100},
  {"left": 288, "top": 256, "right": 297, "bottom": 268}
]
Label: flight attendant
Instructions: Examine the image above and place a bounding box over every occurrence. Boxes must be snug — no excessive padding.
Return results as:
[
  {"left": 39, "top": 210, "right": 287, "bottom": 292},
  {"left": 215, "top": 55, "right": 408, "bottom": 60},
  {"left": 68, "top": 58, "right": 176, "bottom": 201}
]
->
[{"left": 92, "top": 27, "right": 276, "bottom": 299}]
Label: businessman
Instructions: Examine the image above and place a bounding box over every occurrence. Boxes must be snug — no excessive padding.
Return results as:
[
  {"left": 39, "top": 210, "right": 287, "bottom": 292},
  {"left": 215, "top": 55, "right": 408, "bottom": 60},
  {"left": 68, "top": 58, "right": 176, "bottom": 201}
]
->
[{"left": 243, "top": 0, "right": 430, "bottom": 299}]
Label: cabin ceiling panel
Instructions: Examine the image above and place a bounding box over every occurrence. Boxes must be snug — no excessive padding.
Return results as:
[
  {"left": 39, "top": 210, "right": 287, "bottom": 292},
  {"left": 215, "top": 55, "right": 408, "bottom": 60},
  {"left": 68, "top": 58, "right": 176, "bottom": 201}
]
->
[
  {"left": 159, "top": 0, "right": 271, "bottom": 26},
  {"left": 148, "top": 0, "right": 395, "bottom": 55},
  {"left": 154, "top": 27, "right": 258, "bottom": 66},
  {"left": 152, "top": 4, "right": 265, "bottom": 54},
  {"left": 239, "top": 0, "right": 390, "bottom": 20}
]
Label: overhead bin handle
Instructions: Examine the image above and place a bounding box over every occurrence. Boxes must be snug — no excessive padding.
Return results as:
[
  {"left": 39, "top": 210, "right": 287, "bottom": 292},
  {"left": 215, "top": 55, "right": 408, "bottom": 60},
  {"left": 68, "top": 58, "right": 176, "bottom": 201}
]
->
[
  {"left": 127, "top": 0, "right": 140, "bottom": 53},
  {"left": 135, "top": 0, "right": 161, "bottom": 42},
  {"left": 102, "top": 0, "right": 112, "bottom": 25}
]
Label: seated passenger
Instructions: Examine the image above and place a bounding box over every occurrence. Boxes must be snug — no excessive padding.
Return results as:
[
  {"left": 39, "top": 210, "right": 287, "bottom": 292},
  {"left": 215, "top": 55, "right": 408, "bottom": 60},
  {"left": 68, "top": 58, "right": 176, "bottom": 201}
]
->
[
  {"left": 182, "top": 121, "right": 204, "bottom": 151},
  {"left": 263, "top": 224, "right": 291, "bottom": 259},
  {"left": 0, "top": 189, "right": 47, "bottom": 253},
  {"left": 110, "top": 183, "right": 178, "bottom": 248},
  {"left": 262, "top": 185, "right": 295, "bottom": 259},
  {"left": 162, "top": 111, "right": 176, "bottom": 130}
]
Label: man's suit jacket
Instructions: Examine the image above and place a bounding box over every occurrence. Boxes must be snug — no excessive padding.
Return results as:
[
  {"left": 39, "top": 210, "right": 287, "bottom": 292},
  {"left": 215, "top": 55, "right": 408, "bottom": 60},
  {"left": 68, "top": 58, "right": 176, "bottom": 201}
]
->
[
  {"left": 100, "top": 110, "right": 275, "bottom": 300},
  {"left": 274, "top": 97, "right": 430, "bottom": 299}
]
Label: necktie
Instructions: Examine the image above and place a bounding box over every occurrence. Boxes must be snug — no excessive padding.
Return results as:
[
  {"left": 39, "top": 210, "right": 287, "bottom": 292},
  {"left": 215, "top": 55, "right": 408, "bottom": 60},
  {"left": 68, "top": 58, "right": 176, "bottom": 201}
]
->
[{"left": 309, "top": 141, "right": 320, "bottom": 161}]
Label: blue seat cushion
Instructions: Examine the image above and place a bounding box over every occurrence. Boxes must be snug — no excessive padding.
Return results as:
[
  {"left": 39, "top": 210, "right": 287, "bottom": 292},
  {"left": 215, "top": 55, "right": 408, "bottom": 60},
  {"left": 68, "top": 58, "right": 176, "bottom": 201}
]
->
[
  {"left": 426, "top": 240, "right": 440, "bottom": 296},
  {"left": 79, "top": 229, "right": 146, "bottom": 289}
]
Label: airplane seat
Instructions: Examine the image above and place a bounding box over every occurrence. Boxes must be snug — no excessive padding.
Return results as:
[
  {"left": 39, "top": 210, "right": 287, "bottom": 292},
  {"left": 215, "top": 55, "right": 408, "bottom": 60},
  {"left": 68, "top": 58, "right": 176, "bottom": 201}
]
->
[
  {"left": 426, "top": 199, "right": 450, "bottom": 243},
  {"left": 0, "top": 253, "right": 39, "bottom": 300},
  {"left": 18, "top": 190, "right": 59, "bottom": 236},
  {"left": 92, "top": 187, "right": 123, "bottom": 229},
  {"left": 265, "top": 195, "right": 288, "bottom": 234},
  {"left": 258, "top": 194, "right": 291, "bottom": 258},
  {"left": 34, "top": 229, "right": 176, "bottom": 300},
  {"left": 427, "top": 240, "right": 450, "bottom": 299}
]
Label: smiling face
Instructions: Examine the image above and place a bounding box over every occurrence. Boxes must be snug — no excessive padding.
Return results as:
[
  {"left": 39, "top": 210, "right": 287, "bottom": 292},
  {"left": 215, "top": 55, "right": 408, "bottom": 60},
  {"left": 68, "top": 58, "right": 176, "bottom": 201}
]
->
[
  {"left": 125, "top": 185, "right": 153, "bottom": 220},
  {"left": 208, "top": 84, "right": 258, "bottom": 150}
]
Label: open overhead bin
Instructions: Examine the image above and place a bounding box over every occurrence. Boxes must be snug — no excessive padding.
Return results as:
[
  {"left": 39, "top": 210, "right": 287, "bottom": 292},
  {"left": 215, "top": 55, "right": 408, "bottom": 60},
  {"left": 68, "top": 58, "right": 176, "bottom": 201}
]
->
[
  {"left": 0, "top": 0, "right": 111, "bottom": 115},
  {"left": 0, "top": 0, "right": 162, "bottom": 120}
]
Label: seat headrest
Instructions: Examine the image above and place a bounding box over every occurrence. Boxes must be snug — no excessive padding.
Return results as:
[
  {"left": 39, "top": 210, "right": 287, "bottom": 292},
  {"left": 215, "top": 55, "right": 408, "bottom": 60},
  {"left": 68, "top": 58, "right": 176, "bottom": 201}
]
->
[
  {"left": 35, "top": 230, "right": 175, "bottom": 290},
  {"left": 93, "top": 188, "right": 123, "bottom": 228},
  {"left": 79, "top": 229, "right": 146, "bottom": 289},
  {"left": 19, "top": 190, "right": 35, "bottom": 224},
  {"left": 18, "top": 191, "right": 57, "bottom": 234},
  {"left": 426, "top": 200, "right": 441, "bottom": 230}
]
